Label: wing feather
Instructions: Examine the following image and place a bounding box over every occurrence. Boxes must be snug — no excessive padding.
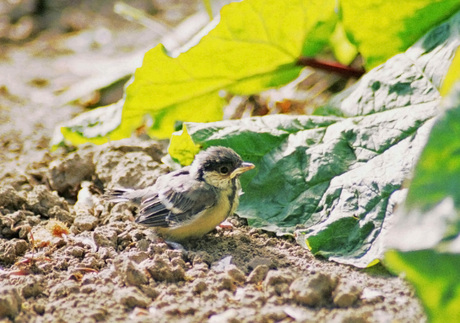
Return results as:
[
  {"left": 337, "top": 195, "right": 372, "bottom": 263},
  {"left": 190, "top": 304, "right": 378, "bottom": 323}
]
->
[{"left": 135, "top": 168, "right": 217, "bottom": 228}]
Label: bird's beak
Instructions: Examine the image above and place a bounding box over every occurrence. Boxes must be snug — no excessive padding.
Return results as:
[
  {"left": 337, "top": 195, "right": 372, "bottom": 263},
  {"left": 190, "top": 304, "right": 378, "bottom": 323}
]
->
[{"left": 230, "top": 162, "right": 255, "bottom": 179}]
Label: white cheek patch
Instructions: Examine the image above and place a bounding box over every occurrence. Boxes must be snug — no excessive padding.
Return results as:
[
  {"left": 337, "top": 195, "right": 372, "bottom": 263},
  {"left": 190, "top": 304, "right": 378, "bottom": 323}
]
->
[{"left": 203, "top": 171, "right": 230, "bottom": 189}]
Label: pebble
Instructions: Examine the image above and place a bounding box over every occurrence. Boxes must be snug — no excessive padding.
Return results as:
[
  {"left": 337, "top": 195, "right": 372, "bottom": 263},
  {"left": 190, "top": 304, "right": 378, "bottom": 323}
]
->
[
  {"left": 123, "top": 260, "right": 149, "bottom": 287},
  {"left": 289, "top": 273, "right": 337, "bottom": 307},
  {"left": 361, "top": 288, "right": 385, "bottom": 304},
  {"left": 226, "top": 264, "right": 246, "bottom": 284},
  {"left": 26, "top": 185, "right": 69, "bottom": 216},
  {"left": 114, "top": 287, "right": 150, "bottom": 308},
  {"left": 0, "top": 185, "right": 26, "bottom": 210},
  {"left": 142, "top": 256, "right": 185, "bottom": 282},
  {"left": 0, "top": 287, "right": 22, "bottom": 319},
  {"left": 333, "top": 282, "right": 362, "bottom": 308},
  {"left": 263, "top": 270, "right": 294, "bottom": 296},
  {"left": 208, "top": 308, "right": 239, "bottom": 323},
  {"left": 72, "top": 215, "right": 99, "bottom": 232},
  {"left": 48, "top": 149, "right": 95, "bottom": 194},
  {"left": 93, "top": 227, "right": 118, "bottom": 249},
  {"left": 191, "top": 278, "right": 208, "bottom": 294},
  {"left": 248, "top": 256, "right": 273, "bottom": 270},
  {"left": 21, "top": 275, "right": 45, "bottom": 298},
  {"left": 247, "top": 265, "right": 269, "bottom": 284}
]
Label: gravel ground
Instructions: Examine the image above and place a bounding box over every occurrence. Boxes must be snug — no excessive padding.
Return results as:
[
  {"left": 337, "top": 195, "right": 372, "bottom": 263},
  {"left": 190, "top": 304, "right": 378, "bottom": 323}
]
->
[{"left": 0, "top": 1, "right": 427, "bottom": 322}]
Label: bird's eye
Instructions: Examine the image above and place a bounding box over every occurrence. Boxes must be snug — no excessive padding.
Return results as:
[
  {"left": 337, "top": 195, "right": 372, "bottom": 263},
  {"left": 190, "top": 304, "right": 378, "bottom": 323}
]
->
[{"left": 219, "top": 166, "right": 229, "bottom": 174}]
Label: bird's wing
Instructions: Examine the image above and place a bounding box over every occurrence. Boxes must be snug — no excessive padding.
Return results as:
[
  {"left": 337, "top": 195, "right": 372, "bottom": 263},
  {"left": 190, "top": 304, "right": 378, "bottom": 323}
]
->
[{"left": 135, "top": 168, "right": 218, "bottom": 228}]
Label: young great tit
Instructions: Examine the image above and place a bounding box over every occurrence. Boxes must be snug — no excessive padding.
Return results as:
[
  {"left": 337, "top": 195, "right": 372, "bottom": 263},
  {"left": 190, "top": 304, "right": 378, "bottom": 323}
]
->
[{"left": 105, "top": 146, "right": 255, "bottom": 241}]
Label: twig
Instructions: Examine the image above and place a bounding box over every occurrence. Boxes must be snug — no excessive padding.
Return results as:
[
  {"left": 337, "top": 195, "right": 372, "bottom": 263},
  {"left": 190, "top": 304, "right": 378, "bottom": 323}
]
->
[{"left": 297, "top": 57, "right": 365, "bottom": 78}]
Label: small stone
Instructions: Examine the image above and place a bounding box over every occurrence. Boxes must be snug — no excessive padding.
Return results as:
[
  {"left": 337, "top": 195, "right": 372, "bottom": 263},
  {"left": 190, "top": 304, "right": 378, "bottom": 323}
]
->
[
  {"left": 247, "top": 265, "right": 269, "bottom": 284},
  {"left": 66, "top": 246, "right": 86, "bottom": 258},
  {"left": 26, "top": 185, "right": 69, "bottom": 216},
  {"left": 48, "top": 206, "right": 74, "bottom": 225},
  {"left": 361, "top": 288, "right": 384, "bottom": 304},
  {"left": 142, "top": 256, "right": 185, "bottom": 282},
  {"left": 0, "top": 185, "right": 26, "bottom": 210},
  {"left": 226, "top": 265, "right": 246, "bottom": 284},
  {"left": 189, "top": 250, "right": 213, "bottom": 266},
  {"left": 124, "top": 260, "right": 149, "bottom": 287},
  {"left": 333, "top": 282, "right": 362, "bottom": 308},
  {"left": 93, "top": 227, "right": 118, "bottom": 249},
  {"left": 115, "top": 287, "right": 150, "bottom": 308},
  {"left": 208, "top": 308, "right": 239, "bottom": 323},
  {"left": 73, "top": 215, "right": 99, "bottom": 232},
  {"left": 21, "top": 275, "right": 44, "bottom": 298},
  {"left": 263, "top": 270, "right": 294, "bottom": 296},
  {"left": 248, "top": 256, "right": 273, "bottom": 270},
  {"left": 260, "top": 306, "right": 288, "bottom": 321},
  {"left": 290, "top": 273, "right": 337, "bottom": 307},
  {"left": 48, "top": 149, "right": 95, "bottom": 194},
  {"left": 192, "top": 279, "right": 208, "bottom": 294},
  {"left": 216, "top": 274, "right": 236, "bottom": 292},
  {"left": 49, "top": 281, "right": 79, "bottom": 299},
  {"left": 0, "top": 287, "right": 22, "bottom": 319}
]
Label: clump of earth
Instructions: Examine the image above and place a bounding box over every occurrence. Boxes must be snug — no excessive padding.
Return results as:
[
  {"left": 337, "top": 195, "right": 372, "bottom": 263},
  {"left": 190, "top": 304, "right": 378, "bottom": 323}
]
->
[
  {"left": 0, "top": 138, "right": 426, "bottom": 323},
  {"left": 0, "top": 0, "right": 426, "bottom": 322}
]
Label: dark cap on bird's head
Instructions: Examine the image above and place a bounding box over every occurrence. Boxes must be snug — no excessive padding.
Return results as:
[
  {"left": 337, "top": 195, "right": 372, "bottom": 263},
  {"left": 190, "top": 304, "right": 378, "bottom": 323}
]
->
[{"left": 191, "top": 146, "right": 255, "bottom": 185}]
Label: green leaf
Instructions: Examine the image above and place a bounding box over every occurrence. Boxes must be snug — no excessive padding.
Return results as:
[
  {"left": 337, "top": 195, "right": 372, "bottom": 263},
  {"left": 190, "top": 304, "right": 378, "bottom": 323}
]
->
[
  {"left": 340, "top": 0, "right": 460, "bottom": 69},
  {"left": 384, "top": 49, "right": 460, "bottom": 321},
  {"left": 122, "top": 0, "right": 337, "bottom": 139},
  {"left": 385, "top": 250, "right": 460, "bottom": 323},
  {"left": 169, "top": 11, "right": 460, "bottom": 267},
  {"left": 54, "top": 0, "right": 339, "bottom": 146}
]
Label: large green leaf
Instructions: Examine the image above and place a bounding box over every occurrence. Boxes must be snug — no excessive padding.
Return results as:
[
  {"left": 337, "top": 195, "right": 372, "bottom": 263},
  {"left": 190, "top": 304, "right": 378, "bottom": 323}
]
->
[
  {"left": 169, "top": 11, "right": 460, "bottom": 267},
  {"left": 340, "top": 0, "right": 460, "bottom": 69},
  {"left": 123, "top": 0, "right": 337, "bottom": 139},
  {"left": 384, "top": 49, "right": 460, "bottom": 322}
]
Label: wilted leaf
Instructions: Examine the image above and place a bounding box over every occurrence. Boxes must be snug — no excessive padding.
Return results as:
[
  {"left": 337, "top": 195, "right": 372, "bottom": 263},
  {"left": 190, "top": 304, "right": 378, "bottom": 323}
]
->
[
  {"left": 340, "top": 0, "right": 460, "bottom": 69},
  {"left": 169, "top": 11, "right": 460, "bottom": 267}
]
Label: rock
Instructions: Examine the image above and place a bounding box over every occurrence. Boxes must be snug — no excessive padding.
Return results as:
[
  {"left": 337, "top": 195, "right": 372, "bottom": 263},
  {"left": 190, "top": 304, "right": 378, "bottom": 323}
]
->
[
  {"left": 248, "top": 256, "right": 273, "bottom": 270},
  {"left": 142, "top": 256, "right": 185, "bottom": 283},
  {"left": 0, "top": 287, "right": 22, "bottom": 319},
  {"left": 0, "top": 239, "right": 29, "bottom": 264},
  {"left": 115, "top": 287, "right": 150, "bottom": 308},
  {"left": 209, "top": 308, "right": 239, "bottom": 323},
  {"left": 290, "top": 273, "right": 337, "bottom": 307},
  {"left": 26, "top": 185, "right": 69, "bottom": 216},
  {"left": 93, "top": 227, "right": 118, "bottom": 249},
  {"left": 48, "top": 205, "right": 74, "bottom": 225},
  {"left": 49, "top": 281, "right": 79, "bottom": 299},
  {"left": 191, "top": 279, "right": 208, "bottom": 294},
  {"left": 0, "top": 185, "right": 26, "bottom": 210},
  {"left": 247, "top": 265, "right": 269, "bottom": 284},
  {"left": 216, "top": 273, "right": 236, "bottom": 292},
  {"left": 226, "top": 264, "right": 246, "bottom": 284},
  {"left": 361, "top": 288, "right": 384, "bottom": 304},
  {"left": 333, "top": 282, "right": 362, "bottom": 308},
  {"left": 48, "top": 149, "right": 95, "bottom": 195},
  {"left": 21, "top": 275, "right": 45, "bottom": 298},
  {"left": 123, "top": 260, "right": 149, "bottom": 287},
  {"left": 72, "top": 215, "right": 98, "bottom": 232},
  {"left": 263, "top": 270, "right": 294, "bottom": 296},
  {"left": 94, "top": 150, "right": 164, "bottom": 189}
]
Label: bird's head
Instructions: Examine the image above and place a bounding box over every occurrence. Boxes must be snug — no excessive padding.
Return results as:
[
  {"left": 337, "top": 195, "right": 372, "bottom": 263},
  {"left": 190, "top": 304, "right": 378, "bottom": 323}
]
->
[{"left": 191, "top": 146, "right": 255, "bottom": 189}]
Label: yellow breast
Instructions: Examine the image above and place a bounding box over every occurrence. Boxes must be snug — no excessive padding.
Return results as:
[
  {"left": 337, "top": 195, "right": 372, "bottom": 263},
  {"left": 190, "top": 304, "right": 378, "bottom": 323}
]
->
[{"left": 156, "top": 186, "right": 238, "bottom": 241}]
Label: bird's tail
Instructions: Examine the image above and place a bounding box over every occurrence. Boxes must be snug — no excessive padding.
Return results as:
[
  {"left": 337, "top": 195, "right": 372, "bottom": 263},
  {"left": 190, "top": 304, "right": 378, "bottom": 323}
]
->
[{"left": 103, "top": 188, "right": 135, "bottom": 203}]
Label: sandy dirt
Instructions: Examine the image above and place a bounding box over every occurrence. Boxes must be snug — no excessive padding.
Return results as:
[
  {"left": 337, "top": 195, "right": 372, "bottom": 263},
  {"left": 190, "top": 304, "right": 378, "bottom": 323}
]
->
[{"left": 0, "top": 1, "right": 426, "bottom": 322}]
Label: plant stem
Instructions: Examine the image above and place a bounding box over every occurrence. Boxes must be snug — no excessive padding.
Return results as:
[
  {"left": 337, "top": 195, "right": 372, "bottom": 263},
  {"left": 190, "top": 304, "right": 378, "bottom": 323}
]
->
[{"left": 297, "top": 57, "right": 365, "bottom": 78}]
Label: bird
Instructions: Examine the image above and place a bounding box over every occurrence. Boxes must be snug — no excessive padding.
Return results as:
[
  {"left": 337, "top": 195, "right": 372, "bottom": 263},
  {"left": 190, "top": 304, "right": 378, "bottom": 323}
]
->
[{"left": 105, "top": 146, "right": 255, "bottom": 242}]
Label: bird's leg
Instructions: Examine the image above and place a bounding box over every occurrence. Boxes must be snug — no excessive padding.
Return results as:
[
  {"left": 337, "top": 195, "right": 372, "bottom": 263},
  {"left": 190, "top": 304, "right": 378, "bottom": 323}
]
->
[{"left": 217, "top": 219, "right": 234, "bottom": 230}]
